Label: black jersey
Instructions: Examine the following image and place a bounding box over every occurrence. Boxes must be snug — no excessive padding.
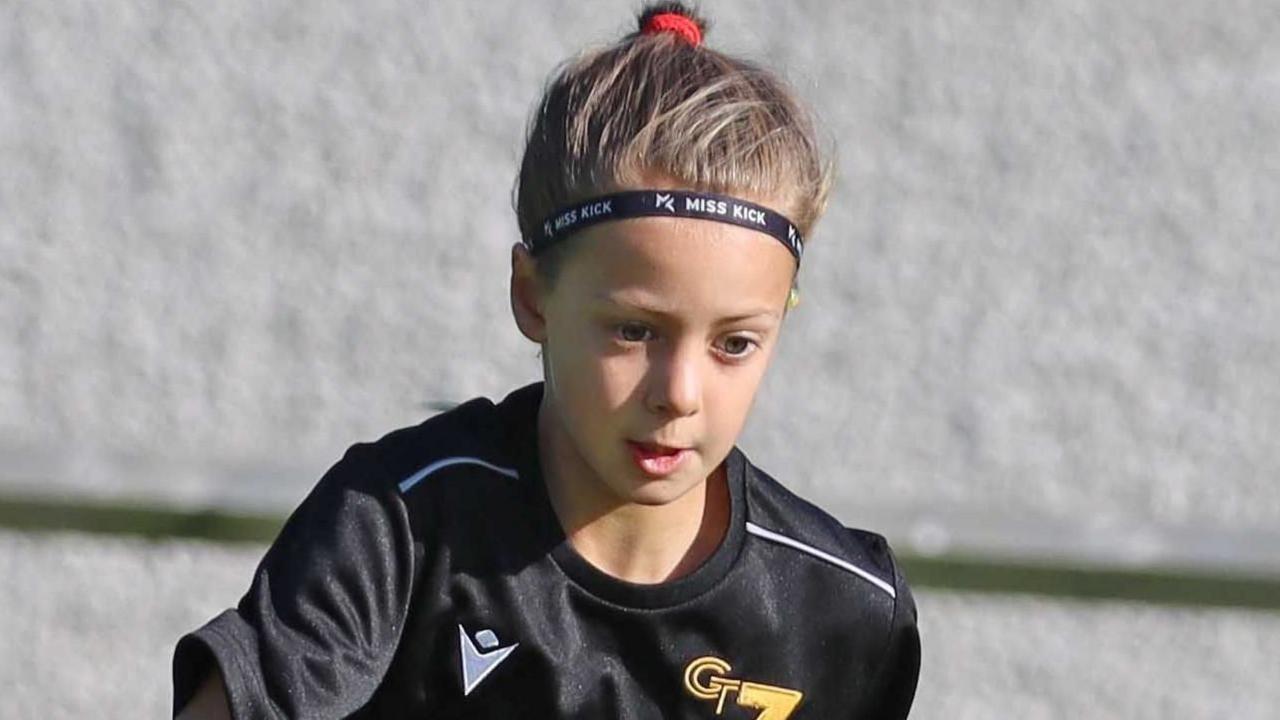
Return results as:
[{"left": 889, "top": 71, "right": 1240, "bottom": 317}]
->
[{"left": 173, "top": 382, "right": 920, "bottom": 719}]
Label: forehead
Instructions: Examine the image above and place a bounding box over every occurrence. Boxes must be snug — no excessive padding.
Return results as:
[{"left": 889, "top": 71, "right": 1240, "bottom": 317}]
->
[{"left": 556, "top": 215, "right": 796, "bottom": 316}]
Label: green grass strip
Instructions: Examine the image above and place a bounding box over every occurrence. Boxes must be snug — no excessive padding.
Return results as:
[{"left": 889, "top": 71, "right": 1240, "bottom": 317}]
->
[
  {"left": 0, "top": 495, "right": 283, "bottom": 544},
  {"left": 2, "top": 494, "right": 1278, "bottom": 610},
  {"left": 901, "top": 554, "right": 1280, "bottom": 611}
]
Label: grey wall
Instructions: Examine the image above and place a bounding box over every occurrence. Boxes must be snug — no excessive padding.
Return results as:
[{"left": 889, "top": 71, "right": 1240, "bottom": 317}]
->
[
  {"left": 3, "top": 0, "right": 1277, "bottom": 530},
  {"left": 2, "top": 0, "right": 1278, "bottom": 715}
]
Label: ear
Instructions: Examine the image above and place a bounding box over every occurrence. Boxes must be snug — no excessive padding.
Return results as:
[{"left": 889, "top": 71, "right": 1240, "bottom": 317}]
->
[{"left": 510, "top": 242, "right": 548, "bottom": 343}]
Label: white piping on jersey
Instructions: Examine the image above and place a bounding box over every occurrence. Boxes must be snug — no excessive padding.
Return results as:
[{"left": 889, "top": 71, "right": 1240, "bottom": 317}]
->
[
  {"left": 398, "top": 456, "right": 520, "bottom": 494},
  {"left": 745, "top": 521, "right": 896, "bottom": 599}
]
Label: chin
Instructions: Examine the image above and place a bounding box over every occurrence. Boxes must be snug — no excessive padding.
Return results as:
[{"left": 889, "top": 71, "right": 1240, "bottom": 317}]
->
[{"left": 621, "top": 473, "right": 704, "bottom": 507}]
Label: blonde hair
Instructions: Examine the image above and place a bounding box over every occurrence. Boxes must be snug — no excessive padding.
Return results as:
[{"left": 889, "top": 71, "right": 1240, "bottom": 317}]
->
[{"left": 513, "top": 2, "right": 832, "bottom": 283}]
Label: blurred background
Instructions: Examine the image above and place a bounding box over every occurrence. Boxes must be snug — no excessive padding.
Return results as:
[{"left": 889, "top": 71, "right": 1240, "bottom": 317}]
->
[{"left": 2, "top": 0, "right": 1278, "bottom": 717}]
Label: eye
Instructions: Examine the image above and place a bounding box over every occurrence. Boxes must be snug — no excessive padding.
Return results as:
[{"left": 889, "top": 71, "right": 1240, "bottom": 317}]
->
[
  {"left": 717, "top": 334, "right": 758, "bottom": 359},
  {"left": 615, "top": 322, "right": 654, "bottom": 343}
]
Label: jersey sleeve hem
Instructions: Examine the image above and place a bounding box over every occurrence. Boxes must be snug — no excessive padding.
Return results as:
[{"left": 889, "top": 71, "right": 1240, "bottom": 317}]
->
[{"left": 173, "top": 609, "right": 285, "bottom": 720}]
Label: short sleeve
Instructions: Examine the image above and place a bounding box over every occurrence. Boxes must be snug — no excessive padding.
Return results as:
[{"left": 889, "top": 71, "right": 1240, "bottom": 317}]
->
[
  {"left": 172, "top": 443, "right": 418, "bottom": 719},
  {"left": 860, "top": 547, "right": 921, "bottom": 719}
]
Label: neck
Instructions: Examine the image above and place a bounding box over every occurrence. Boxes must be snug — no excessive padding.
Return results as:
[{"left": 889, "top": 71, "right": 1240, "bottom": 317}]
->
[
  {"left": 570, "top": 471, "right": 729, "bottom": 584},
  {"left": 537, "top": 400, "right": 730, "bottom": 585}
]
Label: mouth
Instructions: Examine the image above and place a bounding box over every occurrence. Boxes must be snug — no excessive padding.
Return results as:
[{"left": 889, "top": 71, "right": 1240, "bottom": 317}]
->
[{"left": 626, "top": 440, "right": 691, "bottom": 477}]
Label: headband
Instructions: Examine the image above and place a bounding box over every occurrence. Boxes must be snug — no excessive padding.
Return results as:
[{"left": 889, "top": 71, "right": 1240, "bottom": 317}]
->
[{"left": 529, "top": 190, "right": 804, "bottom": 261}]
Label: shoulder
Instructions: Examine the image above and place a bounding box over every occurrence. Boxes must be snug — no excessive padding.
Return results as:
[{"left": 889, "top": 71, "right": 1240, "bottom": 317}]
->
[
  {"left": 345, "top": 384, "right": 540, "bottom": 497},
  {"left": 740, "top": 452, "right": 904, "bottom": 603},
  {"left": 736, "top": 454, "right": 921, "bottom": 716}
]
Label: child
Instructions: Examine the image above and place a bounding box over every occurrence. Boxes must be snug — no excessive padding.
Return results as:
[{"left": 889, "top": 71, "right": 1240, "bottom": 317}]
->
[{"left": 173, "top": 3, "right": 920, "bottom": 718}]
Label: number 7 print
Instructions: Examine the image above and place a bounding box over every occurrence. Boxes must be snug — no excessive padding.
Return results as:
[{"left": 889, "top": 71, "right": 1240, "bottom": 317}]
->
[{"left": 683, "top": 656, "right": 804, "bottom": 720}]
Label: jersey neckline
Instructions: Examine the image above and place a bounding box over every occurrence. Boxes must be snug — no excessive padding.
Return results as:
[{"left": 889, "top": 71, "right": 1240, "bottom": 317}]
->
[{"left": 502, "top": 382, "right": 748, "bottom": 610}]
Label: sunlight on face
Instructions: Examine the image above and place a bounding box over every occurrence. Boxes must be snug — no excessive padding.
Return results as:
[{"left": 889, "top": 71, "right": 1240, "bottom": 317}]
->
[{"left": 536, "top": 212, "right": 796, "bottom": 509}]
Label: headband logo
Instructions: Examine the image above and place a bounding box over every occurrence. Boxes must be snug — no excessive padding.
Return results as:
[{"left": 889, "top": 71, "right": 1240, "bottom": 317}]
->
[
  {"left": 684, "top": 197, "right": 767, "bottom": 227},
  {"left": 581, "top": 199, "right": 612, "bottom": 218},
  {"left": 655, "top": 193, "right": 676, "bottom": 213},
  {"left": 732, "top": 204, "right": 767, "bottom": 227},
  {"left": 551, "top": 209, "right": 576, "bottom": 233},
  {"left": 686, "top": 196, "right": 728, "bottom": 216},
  {"left": 547, "top": 199, "right": 614, "bottom": 237}
]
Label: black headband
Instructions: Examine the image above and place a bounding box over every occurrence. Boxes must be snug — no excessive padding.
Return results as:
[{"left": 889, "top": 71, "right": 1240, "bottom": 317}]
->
[{"left": 529, "top": 190, "right": 804, "bottom": 261}]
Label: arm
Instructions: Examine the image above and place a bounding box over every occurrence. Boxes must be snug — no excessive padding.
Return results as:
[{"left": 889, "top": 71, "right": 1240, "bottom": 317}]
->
[
  {"left": 175, "top": 668, "right": 231, "bottom": 720},
  {"left": 869, "top": 608, "right": 921, "bottom": 719},
  {"left": 859, "top": 546, "right": 921, "bottom": 719},
  {"left": 171, "top": 443, "right": 419, "bottom": 718}
]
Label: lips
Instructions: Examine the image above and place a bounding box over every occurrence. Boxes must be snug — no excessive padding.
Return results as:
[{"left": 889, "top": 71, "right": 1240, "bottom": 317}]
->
[
  {"left": 626, "top": 440, "right": 690, "bottom": 477},
  {"left": 630, "top": 441, "right": 685, "bottom": 454}
]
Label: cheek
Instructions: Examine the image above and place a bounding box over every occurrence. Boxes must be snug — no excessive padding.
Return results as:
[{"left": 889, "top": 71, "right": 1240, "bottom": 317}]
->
[
  {"left": 542, "top": 312, "right": 596, "bottom": 376},
  {"left": 544, "top": 326, "right": 636, "bottom": 414},
  {"left": 708, "top": 360, "right": 773, "bottom": 435}
]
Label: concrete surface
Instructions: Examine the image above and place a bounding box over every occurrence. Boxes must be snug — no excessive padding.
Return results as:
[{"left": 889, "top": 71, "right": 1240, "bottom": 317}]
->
[{"left": 4, "top": 530, "right": 1278, "bottom": 719}]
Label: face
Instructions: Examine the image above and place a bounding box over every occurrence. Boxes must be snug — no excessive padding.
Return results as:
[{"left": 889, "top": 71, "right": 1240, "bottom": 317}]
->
[{"left": 512, "top": 206, "right": 796, "bottom": 511}]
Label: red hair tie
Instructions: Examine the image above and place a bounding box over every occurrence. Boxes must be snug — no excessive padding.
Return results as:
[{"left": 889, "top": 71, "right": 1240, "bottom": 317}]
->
[{"left": 643, "top": 12, "right": 702, "bottom": 47}]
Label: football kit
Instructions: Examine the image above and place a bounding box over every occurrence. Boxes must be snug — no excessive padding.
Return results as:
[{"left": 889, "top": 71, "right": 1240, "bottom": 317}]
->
[{"left": 173, "top": 382, "right": 920, "bottom": 718}]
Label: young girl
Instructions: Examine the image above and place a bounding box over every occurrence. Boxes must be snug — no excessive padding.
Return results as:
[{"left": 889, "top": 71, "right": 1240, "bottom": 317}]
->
[{"left": 174, "top": 4, "right": 920, "bottom": 718}]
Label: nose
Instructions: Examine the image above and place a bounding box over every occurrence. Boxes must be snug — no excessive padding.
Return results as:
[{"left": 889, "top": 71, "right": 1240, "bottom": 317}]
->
[{"left": 645, "top": 341, "right": 702, "bottom": 418}]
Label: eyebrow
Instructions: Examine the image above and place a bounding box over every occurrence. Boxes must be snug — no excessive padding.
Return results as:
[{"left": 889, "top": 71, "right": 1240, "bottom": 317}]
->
[{"left": 591, "top": 293, "right": 780, "bottom": 324}]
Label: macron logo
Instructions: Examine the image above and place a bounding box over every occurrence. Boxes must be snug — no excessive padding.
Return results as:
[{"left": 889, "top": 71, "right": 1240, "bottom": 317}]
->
[
  {"left": 655, "top": 193, "right": 676, "bottom": 213},
  {"left": 459, "top": 624, "right": 519, "bottom": 696}
]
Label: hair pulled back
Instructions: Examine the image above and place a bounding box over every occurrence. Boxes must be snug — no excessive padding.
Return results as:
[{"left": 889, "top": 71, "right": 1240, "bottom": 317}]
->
[{"left": 514, "top": 2, "right": 832, "bottom": 282}]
